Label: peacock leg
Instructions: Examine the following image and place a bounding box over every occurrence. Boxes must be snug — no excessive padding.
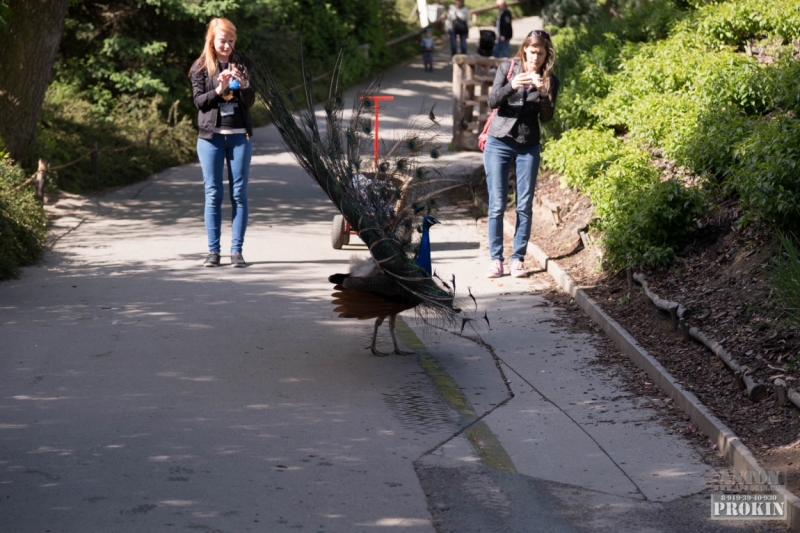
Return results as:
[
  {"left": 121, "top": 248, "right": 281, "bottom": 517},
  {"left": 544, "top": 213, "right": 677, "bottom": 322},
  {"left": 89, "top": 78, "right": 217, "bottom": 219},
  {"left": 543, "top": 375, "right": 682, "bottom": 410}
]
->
[
  {"left": 370, "top": 316, "right": 391, "bottom": 357},
  {"left": 389, "top": 315, "right": 415, "bottom": 355}
]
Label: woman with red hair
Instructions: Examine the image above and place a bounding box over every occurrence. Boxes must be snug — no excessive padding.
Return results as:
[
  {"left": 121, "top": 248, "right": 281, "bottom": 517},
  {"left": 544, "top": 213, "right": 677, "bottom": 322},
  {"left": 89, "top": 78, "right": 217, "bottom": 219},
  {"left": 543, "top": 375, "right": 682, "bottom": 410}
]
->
[{"left": 190, "top": 18, "right": 255, "bottom": 268}]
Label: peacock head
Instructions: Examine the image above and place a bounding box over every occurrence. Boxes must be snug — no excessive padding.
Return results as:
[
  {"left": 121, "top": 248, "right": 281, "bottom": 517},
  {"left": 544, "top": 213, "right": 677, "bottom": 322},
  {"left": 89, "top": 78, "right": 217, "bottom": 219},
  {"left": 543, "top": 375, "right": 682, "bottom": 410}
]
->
[{"left": 422, "top": 215, "right": 440, "bottom": 230}]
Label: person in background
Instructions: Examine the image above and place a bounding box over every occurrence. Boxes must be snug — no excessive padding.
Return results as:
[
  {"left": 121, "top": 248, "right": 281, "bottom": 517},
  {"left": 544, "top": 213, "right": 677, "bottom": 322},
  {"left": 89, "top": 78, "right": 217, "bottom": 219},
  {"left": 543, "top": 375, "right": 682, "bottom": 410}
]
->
[
  {"left": 446, "top": 0, "right": 470, "bottom": 56},
  {"left": 494, "top": 0, "right": 513, "bottom": 58},
  {"left": 190, "top": 18, "right": 255, "bottom": 268},
  {"left": 483, "top": 30, "right": 559, "bottom": 278},
  {"left": 421, "top": 28, "right": 435, "bottom": 72}
]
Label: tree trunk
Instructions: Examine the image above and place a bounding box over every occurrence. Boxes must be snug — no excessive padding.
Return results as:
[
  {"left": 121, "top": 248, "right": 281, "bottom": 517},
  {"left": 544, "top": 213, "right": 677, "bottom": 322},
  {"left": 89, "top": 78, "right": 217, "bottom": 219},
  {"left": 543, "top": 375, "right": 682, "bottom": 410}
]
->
[{"left": 0, "top": 0, "right": 70, "bottom": 161}]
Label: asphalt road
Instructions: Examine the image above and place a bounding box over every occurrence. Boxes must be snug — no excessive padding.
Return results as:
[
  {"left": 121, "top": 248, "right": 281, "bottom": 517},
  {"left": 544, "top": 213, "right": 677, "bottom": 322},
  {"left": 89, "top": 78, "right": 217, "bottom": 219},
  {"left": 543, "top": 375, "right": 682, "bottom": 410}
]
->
[{"left": 0, "top": 17, "right": 786, "bottom": 533}]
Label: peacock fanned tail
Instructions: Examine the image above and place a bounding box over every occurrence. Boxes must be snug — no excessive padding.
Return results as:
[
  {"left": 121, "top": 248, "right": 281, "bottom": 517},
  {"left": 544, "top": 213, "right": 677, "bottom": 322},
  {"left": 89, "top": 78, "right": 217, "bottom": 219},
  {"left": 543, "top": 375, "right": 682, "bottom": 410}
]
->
[{"left": 248, "top": 44, "right": 471, "bottom": 325}]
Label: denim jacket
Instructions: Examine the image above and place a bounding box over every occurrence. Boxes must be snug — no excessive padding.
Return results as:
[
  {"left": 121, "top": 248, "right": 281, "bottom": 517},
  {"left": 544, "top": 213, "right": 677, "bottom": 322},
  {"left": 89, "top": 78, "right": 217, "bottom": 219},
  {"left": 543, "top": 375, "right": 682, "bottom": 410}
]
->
[{"left": 487, "top": 60, "right": 559, "bottom": 147}]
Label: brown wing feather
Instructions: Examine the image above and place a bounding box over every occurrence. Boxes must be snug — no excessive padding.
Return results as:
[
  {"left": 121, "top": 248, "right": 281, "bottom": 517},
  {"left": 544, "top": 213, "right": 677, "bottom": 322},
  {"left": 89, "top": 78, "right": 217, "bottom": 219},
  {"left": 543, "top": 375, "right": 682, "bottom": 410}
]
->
[{"left": 331, "top": 286, "right": 415, "bottom": 319}]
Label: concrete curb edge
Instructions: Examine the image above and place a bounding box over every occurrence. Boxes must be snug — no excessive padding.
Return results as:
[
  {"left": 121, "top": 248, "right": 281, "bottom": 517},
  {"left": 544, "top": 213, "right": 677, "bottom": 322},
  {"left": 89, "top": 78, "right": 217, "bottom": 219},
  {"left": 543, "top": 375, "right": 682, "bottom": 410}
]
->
[{"left": 525, "top": 239, "right": 800, "bottom": 529}]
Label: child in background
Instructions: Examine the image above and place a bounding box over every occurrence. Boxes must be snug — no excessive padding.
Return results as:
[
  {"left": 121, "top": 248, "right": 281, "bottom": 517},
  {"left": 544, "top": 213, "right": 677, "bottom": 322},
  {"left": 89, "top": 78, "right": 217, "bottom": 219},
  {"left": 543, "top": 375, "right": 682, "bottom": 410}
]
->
[{"left": 421, "top": 29, "right": 435, "bottom": 72}]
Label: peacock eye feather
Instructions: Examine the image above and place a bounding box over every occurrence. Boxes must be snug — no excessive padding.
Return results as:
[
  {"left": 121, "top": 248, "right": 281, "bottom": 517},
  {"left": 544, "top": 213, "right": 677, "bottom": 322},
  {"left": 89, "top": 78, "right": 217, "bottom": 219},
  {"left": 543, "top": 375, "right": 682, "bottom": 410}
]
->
[
  {"left": 415, "top": 167, "right": 426, "bottom": 179},
  {"left": 361, "top": 123, "right": 372, "bottom": 134},
  {"left": 378, "top": 162, "right": 389, "bottom": 172},
  {"left": 287, "top": 92, "right": 294, "bottom": 100},
  {"left": 430, "top": 148, "right": 440, "bottom": 159},
  {"left": 395, "top": 159, "right": 407, "bottom": 170},
  {"left": 335, "top": 97, "right": 343, "bottom": 104},
  {"left": 363, "top": 98, "right": 373, "bottom": 108},
  {"left": 406, "top": 139, "right": 418, "bottom": 151},
  {"left": 325, "top": 107, "right": 332, "bottom": 116},
  {"left": 345, "top": 130, "right": 355, "bottom": 142},
  {"left": 305, "top": 76, "right": 312, "bottom": 83}
]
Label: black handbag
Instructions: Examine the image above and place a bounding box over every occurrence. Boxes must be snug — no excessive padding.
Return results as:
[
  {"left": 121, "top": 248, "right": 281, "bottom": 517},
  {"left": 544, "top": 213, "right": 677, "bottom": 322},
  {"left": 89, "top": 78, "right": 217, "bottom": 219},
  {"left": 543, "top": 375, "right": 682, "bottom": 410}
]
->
[{"left": 453, "top": 17, "right": 468, "bottom": 35}]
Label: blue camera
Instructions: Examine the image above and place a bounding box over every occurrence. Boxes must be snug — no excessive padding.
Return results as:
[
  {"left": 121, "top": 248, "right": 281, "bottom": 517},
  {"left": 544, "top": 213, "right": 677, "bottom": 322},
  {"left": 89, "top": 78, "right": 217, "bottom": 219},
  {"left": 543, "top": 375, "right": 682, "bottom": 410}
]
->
[{"left": 229, "top": 78, "right": 240, "bottom": 90}]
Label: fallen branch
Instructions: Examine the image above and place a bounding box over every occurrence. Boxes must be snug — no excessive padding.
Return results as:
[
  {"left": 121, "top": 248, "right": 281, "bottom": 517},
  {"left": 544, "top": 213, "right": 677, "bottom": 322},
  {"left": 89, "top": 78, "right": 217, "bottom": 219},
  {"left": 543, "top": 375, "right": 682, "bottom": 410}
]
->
[
  {"left": 633, "top": 272, "right": 689, "bottom": 330},
  {"left": 773, "top": 379, "right": 800, "bottom": 410},
  {"left": 689, "top": 326, "right": 767, "bottom": 402}
]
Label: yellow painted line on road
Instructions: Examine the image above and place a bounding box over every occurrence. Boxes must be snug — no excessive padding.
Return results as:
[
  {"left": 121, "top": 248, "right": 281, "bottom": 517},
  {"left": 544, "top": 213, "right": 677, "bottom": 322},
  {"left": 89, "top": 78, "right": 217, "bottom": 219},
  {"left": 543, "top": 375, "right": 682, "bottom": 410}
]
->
[{"left": 396, "top": 318, "right": 516, "bottom": 473}]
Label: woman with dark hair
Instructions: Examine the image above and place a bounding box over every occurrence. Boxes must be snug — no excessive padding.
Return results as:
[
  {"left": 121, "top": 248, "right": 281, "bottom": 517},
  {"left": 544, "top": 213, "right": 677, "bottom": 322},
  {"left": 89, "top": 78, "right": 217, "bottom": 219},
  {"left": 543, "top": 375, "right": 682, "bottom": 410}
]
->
[
  {"left": 483, "top": 30, "right": 559, "bottom": 278},
  {"left": 190, "top": 18, "right": 255, "bottom": 268}
]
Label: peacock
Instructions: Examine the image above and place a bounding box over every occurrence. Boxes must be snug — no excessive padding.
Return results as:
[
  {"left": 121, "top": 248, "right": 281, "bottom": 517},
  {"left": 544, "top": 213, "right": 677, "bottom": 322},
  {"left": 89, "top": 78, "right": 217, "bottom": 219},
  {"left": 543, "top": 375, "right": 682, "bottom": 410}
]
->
[{"left": 248, "top": 46, "right": 479, "bottom": 355}]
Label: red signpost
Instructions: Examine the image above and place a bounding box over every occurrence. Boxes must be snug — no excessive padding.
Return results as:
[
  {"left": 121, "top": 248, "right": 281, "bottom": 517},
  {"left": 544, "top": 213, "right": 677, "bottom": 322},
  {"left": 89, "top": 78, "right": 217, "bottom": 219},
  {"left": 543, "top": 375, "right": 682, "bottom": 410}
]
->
[{"left": 360, "top": 95, "right": 394, "bottom": 170}]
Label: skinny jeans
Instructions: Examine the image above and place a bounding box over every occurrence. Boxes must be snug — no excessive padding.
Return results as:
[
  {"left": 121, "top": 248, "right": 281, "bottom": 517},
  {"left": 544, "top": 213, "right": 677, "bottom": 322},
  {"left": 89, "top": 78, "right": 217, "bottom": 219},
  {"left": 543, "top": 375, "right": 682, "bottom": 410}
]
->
[
  {"left": 196, "top": 133, "right": 252, "bottom": 254},
  {"left": 483, "top": 135, "right": 540, "bottom": 262},
  {"left": 448, "top": 30, "right": 467, "bottom": 55},
  {"left": 493, "top": 39, "right": 511, "bottom": 58}
]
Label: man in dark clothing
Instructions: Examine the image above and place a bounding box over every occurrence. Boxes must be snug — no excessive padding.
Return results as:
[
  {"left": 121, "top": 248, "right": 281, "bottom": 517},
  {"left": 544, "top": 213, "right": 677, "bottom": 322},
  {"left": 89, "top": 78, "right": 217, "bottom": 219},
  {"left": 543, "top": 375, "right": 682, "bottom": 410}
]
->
[{"left": 494, "top": 0, "right": 513, "bottom": 57}]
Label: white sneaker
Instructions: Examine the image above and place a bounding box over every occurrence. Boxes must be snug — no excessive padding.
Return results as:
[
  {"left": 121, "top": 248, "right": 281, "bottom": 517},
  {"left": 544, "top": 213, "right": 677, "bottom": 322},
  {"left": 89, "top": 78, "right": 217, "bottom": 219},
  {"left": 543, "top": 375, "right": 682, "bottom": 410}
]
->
[
  {"left": 486, "top": 259, "right": 504, "bottom": 278},
  {"left": 510, "top": 259, "right": 527, "bottom": 278}
]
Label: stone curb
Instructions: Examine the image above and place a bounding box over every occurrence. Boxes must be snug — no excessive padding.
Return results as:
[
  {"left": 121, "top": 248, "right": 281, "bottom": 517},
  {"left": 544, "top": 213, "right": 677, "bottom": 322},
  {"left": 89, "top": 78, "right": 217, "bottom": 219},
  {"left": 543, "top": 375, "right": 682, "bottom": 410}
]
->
[{"left": 497, "top": 211, "right": 800, "bottom": 529}]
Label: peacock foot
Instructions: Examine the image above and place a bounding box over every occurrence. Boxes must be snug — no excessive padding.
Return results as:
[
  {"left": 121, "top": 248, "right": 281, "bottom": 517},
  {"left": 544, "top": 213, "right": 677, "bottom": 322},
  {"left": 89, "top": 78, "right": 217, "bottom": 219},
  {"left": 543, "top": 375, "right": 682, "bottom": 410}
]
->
[
  {"left": 369, "top": 346, "right": 392, "bottom": 357},
  {"left": 394, "top": 348, "right": 415, "bottom": 356}
]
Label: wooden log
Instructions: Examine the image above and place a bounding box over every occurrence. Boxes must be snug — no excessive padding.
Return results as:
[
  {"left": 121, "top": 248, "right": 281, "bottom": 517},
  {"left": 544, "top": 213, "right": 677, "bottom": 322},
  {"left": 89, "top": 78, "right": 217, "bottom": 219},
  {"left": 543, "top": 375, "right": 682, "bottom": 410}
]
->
[
  {"left": 679, "top": 318, "right": 690, "bottom": 341},
  {"left": 539, "top": 195, "right": 562, "bottom": 225},
  {"left": 579, "top": 231, "right": 591, "bottom": 250},
  {"left": 632, "top": 272, "right": 688, "bottom": 322},
  {"left": 627, "top": 267, "right": 634, "bottom": 295},
  {"left": 788, "top": 387, "right": 800, "bottom": 410},
  {"left": 91, "top": 141, "right": 99, "bottom": 181},
  {"left": 739, "top": 366, "right": 767, "bottom": 402},
  {"left": 775, "top": 379, "right": 788, "bottom": 406},
  {"left": 689, "top": 327, "right": 766, "bottom": 402}
]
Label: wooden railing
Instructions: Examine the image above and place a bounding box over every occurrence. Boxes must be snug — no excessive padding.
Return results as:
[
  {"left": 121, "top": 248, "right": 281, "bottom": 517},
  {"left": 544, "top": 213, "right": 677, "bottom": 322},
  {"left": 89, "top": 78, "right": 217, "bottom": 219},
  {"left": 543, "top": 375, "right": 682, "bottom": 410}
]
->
[
  {"left": 469, "top": 0, "right": 523, "bottom": 24},
  {"left": 451, "top": 54, "right": 506, "bottom": 151}
]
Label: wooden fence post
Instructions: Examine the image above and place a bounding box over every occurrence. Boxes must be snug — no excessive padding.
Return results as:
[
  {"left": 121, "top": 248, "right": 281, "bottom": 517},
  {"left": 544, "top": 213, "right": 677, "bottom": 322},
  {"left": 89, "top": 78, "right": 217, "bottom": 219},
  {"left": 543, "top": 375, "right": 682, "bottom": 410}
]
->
[
  {"left": 91, "top": 142, "right": 99, "bottom": 181},
  {"left": 452, "top": 56, "right": 463, "bottom": 148},
  {"left": 35, "top": 159, "right": 47, "bottom": 202}
]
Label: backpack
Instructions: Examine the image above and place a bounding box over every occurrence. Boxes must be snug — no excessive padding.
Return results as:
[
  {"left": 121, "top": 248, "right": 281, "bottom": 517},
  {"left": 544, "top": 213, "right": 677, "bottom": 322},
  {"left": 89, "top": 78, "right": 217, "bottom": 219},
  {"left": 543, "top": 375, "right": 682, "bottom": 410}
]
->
[{"left": 478, "top": 59, "right": 516, "bottom": 152}]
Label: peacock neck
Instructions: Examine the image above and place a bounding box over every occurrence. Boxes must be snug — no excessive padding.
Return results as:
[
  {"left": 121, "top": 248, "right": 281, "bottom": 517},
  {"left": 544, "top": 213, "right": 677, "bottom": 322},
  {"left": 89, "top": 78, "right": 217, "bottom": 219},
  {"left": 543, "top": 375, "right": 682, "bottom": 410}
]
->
[{"left": 416, "top": 223, "right": 433, "bottom": 275}]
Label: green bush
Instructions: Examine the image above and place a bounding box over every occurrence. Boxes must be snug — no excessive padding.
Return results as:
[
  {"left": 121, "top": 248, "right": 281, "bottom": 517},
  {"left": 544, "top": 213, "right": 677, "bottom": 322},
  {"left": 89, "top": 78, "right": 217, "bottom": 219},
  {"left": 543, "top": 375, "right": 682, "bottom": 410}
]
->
[
  {"left": 728, "top": 116, "right": 800, "bottom": 226},
  {"left": 681, "top": 0, "right": 800, "bottom": 48},
  {"left": 544, "top": 128, "right": 706, "bottom": 269},
  {"left": 772, "top": 231, "right": 800, "bottom": 324},
  {"left": 34, "top": 84, "right": 196, "bottom": 193},
  {"left": 0, "top": 155, "right": 47, "bottom": 280}
]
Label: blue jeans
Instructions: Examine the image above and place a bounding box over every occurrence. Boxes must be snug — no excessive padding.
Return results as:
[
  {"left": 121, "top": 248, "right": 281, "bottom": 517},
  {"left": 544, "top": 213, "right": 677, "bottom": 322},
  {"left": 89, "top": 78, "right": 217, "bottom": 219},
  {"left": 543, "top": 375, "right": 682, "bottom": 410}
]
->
[
  {"left": 448, "top": 30, "right": 467, "bottom": 55},
  {"left": 493, "top": 38, "right": 511, "bottom": 58},
  {"left": 196, "top": 133, "right": 252, "bottom": 254},
  {"left": 483, "top": 136, "right": 541, "bottom": 262}
]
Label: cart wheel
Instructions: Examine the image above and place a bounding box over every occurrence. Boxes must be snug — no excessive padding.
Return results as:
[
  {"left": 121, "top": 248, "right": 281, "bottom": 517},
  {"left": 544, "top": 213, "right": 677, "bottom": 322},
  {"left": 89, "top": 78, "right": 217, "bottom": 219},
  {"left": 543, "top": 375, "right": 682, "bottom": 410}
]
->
[{"left": 332, "top": 214, "right": 346, "bottom": 249}]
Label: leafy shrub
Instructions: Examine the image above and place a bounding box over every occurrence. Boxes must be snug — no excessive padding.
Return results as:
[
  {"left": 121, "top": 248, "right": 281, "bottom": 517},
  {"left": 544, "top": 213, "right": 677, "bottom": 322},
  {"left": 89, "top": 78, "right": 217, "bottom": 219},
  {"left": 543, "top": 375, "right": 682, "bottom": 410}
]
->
[
  {"left": 542, "top": 128, "right": 623, "bottom": 191},
  {"left": 544, "top": 128, "right": 706, "bottom": 269},
  {"left": 682, "top": 0, "right": 800, "bottom": 48},
  {"left": 728, "top": 116, "right": 800, "bottom": 226},
  {"left": 772, "top": 231, "right": 800, "bottom": 324},
  {"left": 35, "top": 84, "right": 196, "bottom": 192},
  {"left": 0, "top": 155, "right": 47, "bottom": 280}
]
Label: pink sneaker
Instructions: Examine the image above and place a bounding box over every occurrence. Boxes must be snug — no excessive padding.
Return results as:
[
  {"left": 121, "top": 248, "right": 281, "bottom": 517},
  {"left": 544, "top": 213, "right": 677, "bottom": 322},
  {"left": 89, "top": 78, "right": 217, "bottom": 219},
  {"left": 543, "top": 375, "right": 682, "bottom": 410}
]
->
[
  {"left": 486, "top": 259, "right": 504, "bottom": 278},
  {"left": 510, "top": 259, "right": 528, "bottom": 278}
]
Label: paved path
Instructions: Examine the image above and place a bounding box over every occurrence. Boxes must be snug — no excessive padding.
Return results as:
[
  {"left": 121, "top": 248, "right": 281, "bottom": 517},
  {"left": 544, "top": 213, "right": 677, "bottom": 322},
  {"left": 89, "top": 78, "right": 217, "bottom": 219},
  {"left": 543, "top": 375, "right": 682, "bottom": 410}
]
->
[{"left": 0, "top": 17, "right": 778, "bottom": 533}]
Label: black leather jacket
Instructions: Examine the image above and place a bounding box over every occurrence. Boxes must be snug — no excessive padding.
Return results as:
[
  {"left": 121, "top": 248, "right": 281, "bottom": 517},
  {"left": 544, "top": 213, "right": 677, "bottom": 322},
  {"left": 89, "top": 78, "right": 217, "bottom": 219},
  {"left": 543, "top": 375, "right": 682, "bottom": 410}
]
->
[
  {"left": 190, "top": 58, "right": 256, "bottom": 140},
  {"left": 487, "top": 60, "right": 560, "bottom": 147}
]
